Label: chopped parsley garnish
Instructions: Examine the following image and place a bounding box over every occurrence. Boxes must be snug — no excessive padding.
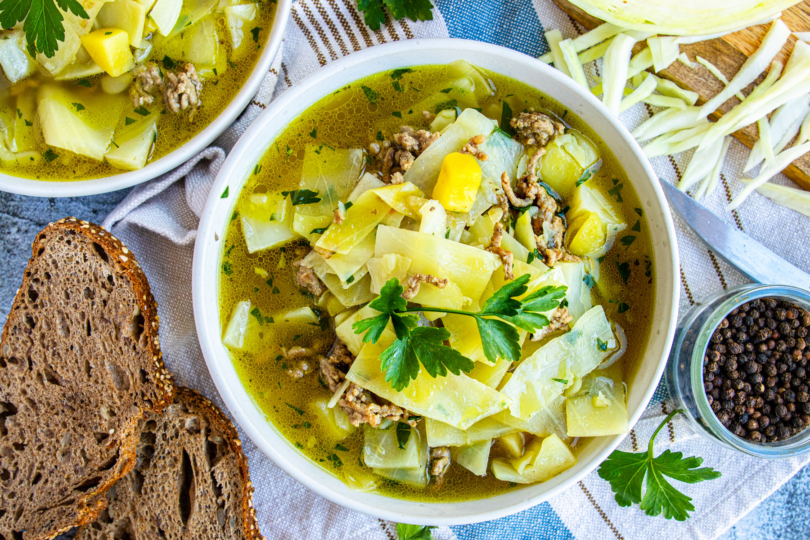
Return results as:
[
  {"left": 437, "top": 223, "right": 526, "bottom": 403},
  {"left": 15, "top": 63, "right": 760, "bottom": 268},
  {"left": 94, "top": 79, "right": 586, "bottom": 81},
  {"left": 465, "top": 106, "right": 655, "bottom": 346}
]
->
[
  {"left": 439, "top": 87, "right": 452, "bottom": 93},
  {"left": 77, "top": 78, "right": 92, "bottom": 88},
  {"left": 596, "top": 337, "right": 608, "bottom": 352},
  {"left": 253, "top": 164, "right": 262, "bottom": 175},
  {"left": 310, "top": 226, "right": 329, "bottom": 235},
  {"left": 250, "top": 27, "right": 261, "bottom": 43},
  {"left": 433, "top": 99, "right": 458, "bottom": 114},
  {"left": 309, "top": 127, "right": 317, "bottom": 138},
  {"left": 346, "top": 275, "right": 355, "bottom": 284},
  {"left": 500, "top": 101, "right": 515, "bottom": 136},
  {"left": 392, "top": 81, "right": 404, "bottom": 92},
  {"left": 583, "top": 274, "right": 595, "bottom": 288},
  {"left": 72, "top": 102, "right": 85, "bottom": 112},
  {"left": 616, "top": 261, "right": 631, "bottom": 284},
  {"left": 608, "top": 181, "right": 624, "bottom": 202},
  {"left": 162, "top": 55, "right": 177, "bottom": 69},
  {"left": 390, "top": 68, "right": 414, "bottom": 80},
  {"left": 551, "top": 378, "right": 568, "bottom": 384},
  {"left": 221, "top": 186, "right": 229, "bottom": 198},
  {"left": 598, "top": 410, "right": 721, "bottom": 520},
  {"left": 376, "top": 130, "right": 385, "bottom": 141},
  {"left": 353, "top": 275, "right": 567, "bottom": 390},
  {"left": 392, "top": 111, "right": 402, "bottom": 118},
  {"left": 125, "top": 117, "right": 136, "bottom": 126},
  {"left": 285, "top": 403, "right": 305, "bottom": 416},
  {"left": 632, "top": 220, "right": 641, "bottom": 232},
  {"left": 335, "top": 443, "right": 350, "bottom": 451},
  {"left": 42, "top": 148, "right": 59, "bottom": 163},
  {"left": 222, "top": 261, "right": 234, "bottom": 276},
  {"left": 361, "top": 85, "right": 379, "bottom": 104},
  {"left": 575, "top": 168, "right": 592, "bottom": 187},
  {"left": 281, "top": 189, "right": 321, "bottom": 206},
  {"left": 618, "top": 302, "right": 630, "bottom": 314},
  {"left": 326, "top": 453, "right": 343, "bottom": 468},
  {"left": 620, "top": 235, "right": 637, "bottom": 248},
  {"left": 133, "top": 106, "right": 150, "bottom": 116}
]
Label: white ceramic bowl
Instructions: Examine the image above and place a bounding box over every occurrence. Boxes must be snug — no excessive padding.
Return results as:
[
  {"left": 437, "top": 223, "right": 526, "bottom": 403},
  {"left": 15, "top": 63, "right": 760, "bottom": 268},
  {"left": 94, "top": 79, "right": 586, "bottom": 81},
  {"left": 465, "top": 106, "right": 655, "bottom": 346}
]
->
[
  {"left": 193, "top": 39, "right": 680, "bottom": 526},
  {"left": 0, "top": 0, "right": 291, "bottom": 197}
]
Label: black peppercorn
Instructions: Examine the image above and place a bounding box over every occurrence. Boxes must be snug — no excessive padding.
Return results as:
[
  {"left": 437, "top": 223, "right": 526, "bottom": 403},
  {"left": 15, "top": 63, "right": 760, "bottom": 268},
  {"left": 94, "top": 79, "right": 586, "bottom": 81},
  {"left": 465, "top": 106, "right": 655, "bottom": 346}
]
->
[{"left": 749, "top": 431, "right": 764, "bottom": 443}]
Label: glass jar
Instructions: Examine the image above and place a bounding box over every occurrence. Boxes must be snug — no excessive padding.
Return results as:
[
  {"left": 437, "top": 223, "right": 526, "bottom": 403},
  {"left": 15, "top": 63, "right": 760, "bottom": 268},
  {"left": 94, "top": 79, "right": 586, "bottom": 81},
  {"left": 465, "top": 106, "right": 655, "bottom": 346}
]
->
[{"left": 667, "top": 284, "right": 810, "bottom": 459}]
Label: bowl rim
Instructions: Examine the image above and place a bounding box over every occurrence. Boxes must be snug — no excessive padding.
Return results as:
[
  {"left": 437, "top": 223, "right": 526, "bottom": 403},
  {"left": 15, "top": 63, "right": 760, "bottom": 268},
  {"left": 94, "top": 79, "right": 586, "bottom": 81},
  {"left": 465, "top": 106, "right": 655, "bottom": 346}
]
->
[
  {"left": 192, "top": 38, "right": 681, "bottom": 526},
  {"left": 0, "top": 0, "right": 292, "bottom": 198}
]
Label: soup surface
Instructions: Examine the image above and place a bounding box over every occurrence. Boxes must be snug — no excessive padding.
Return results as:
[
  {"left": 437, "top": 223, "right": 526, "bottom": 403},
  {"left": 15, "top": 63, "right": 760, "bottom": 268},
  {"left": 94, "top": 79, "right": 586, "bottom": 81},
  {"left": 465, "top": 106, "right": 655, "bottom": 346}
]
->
[
  {"left": 0, "top": 0, "right": 275, "bottom": 181},
  {"left": 218, "top": 62, "right": 655, "bottom": 502}
]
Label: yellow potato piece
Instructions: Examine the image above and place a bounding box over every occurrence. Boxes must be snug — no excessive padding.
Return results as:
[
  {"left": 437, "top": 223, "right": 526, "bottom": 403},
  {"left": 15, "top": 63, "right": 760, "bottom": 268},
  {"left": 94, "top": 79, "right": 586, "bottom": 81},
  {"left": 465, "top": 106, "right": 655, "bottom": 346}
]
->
[
  {"left": 432, "top": 152, "right": 482, "bottom": 212},
  {"left": 538, "top": 145, "right": 583, "bottom": 200},
  {"left": 80, "top": 28, "right": 133, "bottom": 77},
  {"left": 567, "top": 212, "right": 606, "bottom": 257}
]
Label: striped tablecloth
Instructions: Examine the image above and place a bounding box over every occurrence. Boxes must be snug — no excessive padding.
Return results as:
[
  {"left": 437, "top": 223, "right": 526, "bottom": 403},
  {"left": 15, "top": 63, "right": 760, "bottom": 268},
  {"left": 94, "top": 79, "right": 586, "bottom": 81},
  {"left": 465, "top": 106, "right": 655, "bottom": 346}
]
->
[{"left": 100, "top": 1, "right": 810, "bottom": 539}]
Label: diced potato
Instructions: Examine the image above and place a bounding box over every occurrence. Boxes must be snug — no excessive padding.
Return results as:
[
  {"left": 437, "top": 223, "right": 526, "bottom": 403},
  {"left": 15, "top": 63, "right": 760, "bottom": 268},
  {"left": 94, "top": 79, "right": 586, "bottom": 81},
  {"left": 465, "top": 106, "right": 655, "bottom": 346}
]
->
[
  {"left": 222, "top": 300, "right": 251, "bottom": 349},
  {"left": 452, "top": 439, "right": 492, "bottom": 477},
  {"left": 38, "top": 96, "right": 113, "bottom": 161},
  {"left": 514, "top": 207, "right": 538, "bottom": 252},
  {"left": 224, "top": 3, "right": 258, "bottom": 60},
  {"left": 538, "top": 144, "right": 582, "bottom": 200},
  {"left": 403, "top": 108, "right": 497, "bottom": 195},
  {"left": 375, "top": 225, "right": 500, "bottom": 302},
  {"left": 567, "top": 212, "right": 606, "bottom": 257},
  {"left": 292, "top": 211, "right": 331, "bottom": 244},
  {"left": 298, "top": 146, "right": 364, "bottom": 218},
  {"left": 349, "top": 172, "right": 386, "bottom": 202},
  {"left": 491, "top": 434, "right": 576, "bottom": 484},
  {"left": 149, "top": 0, "right": 183, "bottom": 36},
  {"left": 315, "top": 190, "right": 393, "bottom": 256},
  {"left": 418, "top": 199, "right": 447, "bottom": 237},
  {"left": 366, "top": 254, "right": 411, "bottom": 294},
  {"left": 567, "top": 185, "right": 627, "bottom": 259},
  {"left": 372, "top": 182, "right": 425, "bottom": 219},
  {"left": 105, "top": 115, "right": 156, "bottom": 170},
  {"left": 497, "top": 432, "right": 525, "bottom": 458},
  {"left": 80, "top": 28, "right": 134, "bottom": 77},
  {"left": 346, "top": 332, "right": 509, "bottom": 430},
  {"left": 97, "top": 0, "right": 147, "bottom": 46},
  {"left": 432, "top": 152, "right": 482, "bottom": 213},
  {"left": 566, "top": 373, "right": 628, "bottom": 437},
  {"left": 363, "top": 423, "right": 422, "bottom": 469},
  {"left": 500, "top": 306, "right": 616, "bottom": 419},
  {"left": 241, "top": 215, "right": 297, "bottom": 253},
  {"left": 311, "top": 398, "right": 354, "bottom": 440},
  {"left": 0, "top": 31, "right": 35, "bottom": 84},
  {"left": 426, "top": 417, "right": 516, "bottom": 447}
]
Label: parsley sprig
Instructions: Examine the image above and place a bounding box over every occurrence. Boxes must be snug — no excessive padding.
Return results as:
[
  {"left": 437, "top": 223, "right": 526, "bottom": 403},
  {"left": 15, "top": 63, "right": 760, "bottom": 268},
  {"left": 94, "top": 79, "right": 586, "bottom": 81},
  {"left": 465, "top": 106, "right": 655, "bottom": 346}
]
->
[
  {"left": 352, "top": 274, "right": 567, "bottom": 391},
  {"left": 396, "top": 523, "right": 435, "bottom": 540},
  {"left": 0, "top": 0, "right": 89, "bottom": 58},
  {"left": 356, "top": 0, "right": 434, "bottom": 31},
  {"left": 597, "top": 410, "right": 722, "bottom": 521}
]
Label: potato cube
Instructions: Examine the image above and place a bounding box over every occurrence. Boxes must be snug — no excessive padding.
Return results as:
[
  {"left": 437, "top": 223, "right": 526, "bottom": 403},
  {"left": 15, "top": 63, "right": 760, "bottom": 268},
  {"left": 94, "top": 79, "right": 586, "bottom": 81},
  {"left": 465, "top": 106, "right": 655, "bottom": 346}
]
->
[
  {"left": 432, "top": 152, "right": 482, "bottom": 212},
  {"left": 80, "top": 28, "right": 134, "bottom": 77},
  {"left": 566, "top": 211, "right": 605, "bottom": 257}
]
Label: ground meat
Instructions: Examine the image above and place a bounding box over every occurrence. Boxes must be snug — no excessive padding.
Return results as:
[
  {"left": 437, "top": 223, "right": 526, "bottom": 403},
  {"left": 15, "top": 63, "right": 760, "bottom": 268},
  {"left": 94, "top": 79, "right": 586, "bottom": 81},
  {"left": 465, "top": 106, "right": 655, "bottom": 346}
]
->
[
  {"left": 422, "top": 110, "right": 435, "bottom": 122},
  {"left": 164, "top": 63, "right": 203, "bottom": 120},
  {"left": 338, "top": 383, "right": 414, "bottom": 427},
  {"left": 394, "top": 148, "right": 416, "bottom": 172},
  {"left": 293, "top": 256, "right": 328, "bottom": 297},
  {"left": 486, "top": 222, "right": 514, "bottom": 280},
  {"left": 501, "top": 172, "right": 533, "bottom": 208},
  {"left": 531, "top": 306, "right": 573, "bottom": 341},
  {"left": 333, "top": 207, "right": 345, "bottom": 224},
  {"left": 370, "top": 126, "right": 440, "bottom": 183},
  {"left": 401, "top": 273, "right": 449, "bottom": 300},
  {"left": 392, "top": 126, "right": 440, "bottom": 155},
  {"left": 533, "top": 213, "right": 579, "bottom": 267},
  {"left": 130, "top": 63, "right": 163, "bottom": 107},
  {"left": 460, "top": 134, "right": 489, "bottom": 161},
  {"left": 429, "top": 447, "right": 451, "bottom": 487},
  {"left": 318, "top": 341, "right": 355, "bottom": 392},
  {"left": 285, "top": 359, "right": 312, "bottom": 379},
  {"left": 391, "top": 171, "right": 404, "bottom": 185},
  {"left": 510, "top": 110, "right": 565, "bottom": 147}
]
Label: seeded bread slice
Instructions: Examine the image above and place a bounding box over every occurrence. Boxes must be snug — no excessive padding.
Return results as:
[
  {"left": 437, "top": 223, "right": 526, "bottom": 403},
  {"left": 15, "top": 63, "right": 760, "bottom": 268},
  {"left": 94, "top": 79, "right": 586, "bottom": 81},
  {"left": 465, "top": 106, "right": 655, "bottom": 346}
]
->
[
  {"left": 0, "top": 218, "right": 174, "bottom": 540},
  {"left": 75, "top": 387, "right": 263, "bottom": 540}
]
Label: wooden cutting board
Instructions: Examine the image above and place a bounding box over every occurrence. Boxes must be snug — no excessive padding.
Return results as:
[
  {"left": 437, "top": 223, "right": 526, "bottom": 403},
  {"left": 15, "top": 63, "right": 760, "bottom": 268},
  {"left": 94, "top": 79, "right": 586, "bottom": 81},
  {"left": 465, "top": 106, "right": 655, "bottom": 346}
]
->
[{"left": 552, "top": 0, "right": 810, "bottom": 190}]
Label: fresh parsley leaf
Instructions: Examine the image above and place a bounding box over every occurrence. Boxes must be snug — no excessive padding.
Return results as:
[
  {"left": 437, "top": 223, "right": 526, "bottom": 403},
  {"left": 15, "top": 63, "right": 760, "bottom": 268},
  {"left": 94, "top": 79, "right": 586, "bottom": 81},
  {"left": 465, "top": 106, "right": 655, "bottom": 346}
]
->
[
  {"left": 357, "top": 0, "right": 434, "bottom": 31},
  {"left": 72, "top": 102, "right": 85, "bottom": 112},
  {"left": 381, "top": 326, "right": 474, "bottom": 392},
  {"left": 309, "top": 127, "right": 317, "bottom": 138},
  {"left": 24, "top": 119, "right": 32, "bottom": 127},
  {"left": 2, "top": 0, "right": 89, "bottom": 58},
  {"left": 285, "top": 403, "right": 305, "bottom": 416},
  {"left": 392, "top": 111, "right": 402, "bottom": 118},
  {"left": 222, "top": 261, "right": 233, "bottom": 276},
  {"left": 396, "top": 523, "right": 436, "bottom": 540},
  {"left": 608, "top": 182, "right": 624, "bottom": 202},
  {"left": 76, "top": 77, "right": 91, "bottom": 87},
  {"left": 221, "top": 186, "right": 229, "bottom": 198},
  {"left": 632, "top": 220, "right": 641, "bottom": 232},
  {"left": 618, "top": 302, "right": 630, "bottom": 314},
  {"left": 42, "top": 148, "right": 58, "bottom": 162},
  {"left": 500, "top": 284, "right": 567, "bottom": 336},
  {"left": 353, "top": 278, "right": 417, "bottom": 344},
  {"left": 250, "top": 26, "right": 261, "bottom": 43},
  {"left": 396, "top": 422, "right": 411, "bottom": 449},
  {"left": 125, "top": 117, "right": 136, "bottom": 126},
  {"left": 134, "top": 106, "right": 150, "bottom": 116},
  {"left": 620, "top": 235, "right": 637, "bottom": 248},
  {"left": 617, "top": 261, "right": 631, "bottom": 284},
  {"left": 281, "top": 189, "right": 321, "bottom": 205},
  {"left": 163, "top": 55, "right": 177, "bottom": 69},
  {"left": 597, "top": 410, "right": 721, "bottom": 521},
  {"left": 376, "top": 130, "right": 385, "bottom": 141}
]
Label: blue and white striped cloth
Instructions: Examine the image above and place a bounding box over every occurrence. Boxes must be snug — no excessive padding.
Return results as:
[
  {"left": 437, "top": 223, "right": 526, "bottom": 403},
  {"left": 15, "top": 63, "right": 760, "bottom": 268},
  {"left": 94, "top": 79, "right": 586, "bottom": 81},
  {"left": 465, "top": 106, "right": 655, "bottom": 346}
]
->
[{"left": 100, "top": 1, "right": 810, "bottom": 539}]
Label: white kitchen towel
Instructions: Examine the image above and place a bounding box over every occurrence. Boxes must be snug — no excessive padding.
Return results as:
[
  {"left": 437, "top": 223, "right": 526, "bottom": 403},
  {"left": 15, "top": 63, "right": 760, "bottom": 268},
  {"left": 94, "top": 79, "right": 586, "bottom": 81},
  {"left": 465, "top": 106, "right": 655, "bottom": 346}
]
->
[{"left": 101, "top": 1, "right": 810, "bottom": 539}]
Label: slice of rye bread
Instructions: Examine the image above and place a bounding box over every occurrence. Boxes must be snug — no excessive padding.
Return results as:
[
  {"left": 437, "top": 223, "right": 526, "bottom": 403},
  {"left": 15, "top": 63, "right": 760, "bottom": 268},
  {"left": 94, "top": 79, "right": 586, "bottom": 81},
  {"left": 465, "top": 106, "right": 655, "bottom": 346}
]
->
[
  {"left": 0, "top": 218, "right": 174, "bottom": 540},
  {"left": 75, "top": 387, "right": 263, "bottom": 540}
]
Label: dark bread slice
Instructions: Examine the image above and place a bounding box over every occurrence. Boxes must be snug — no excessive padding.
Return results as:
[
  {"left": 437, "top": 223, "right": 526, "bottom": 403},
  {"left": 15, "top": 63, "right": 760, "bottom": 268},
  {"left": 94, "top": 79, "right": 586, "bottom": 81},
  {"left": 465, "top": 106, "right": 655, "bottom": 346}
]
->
[
  {"left": 75, "top": 387, "right": 263, "bottom": 540},
  {"left": 0, "top": 218, "right": 174, "bottom": 540}
]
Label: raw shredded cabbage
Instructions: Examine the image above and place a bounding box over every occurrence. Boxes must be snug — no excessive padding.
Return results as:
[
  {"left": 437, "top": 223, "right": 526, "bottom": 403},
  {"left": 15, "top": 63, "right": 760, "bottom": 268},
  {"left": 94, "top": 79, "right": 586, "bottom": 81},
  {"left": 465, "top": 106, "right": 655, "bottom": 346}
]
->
[
  {"left": 729, "top": 141, "right": 810, "bottom": 209},
  {"left": 647, "top": 36, "right": 679, "bottom": 73},
  {"left": 695, "top": 137, "right": 731, "bottom": 200},
  {"left": 740, "top": 178, "right": 810, "bottom": 218},
  {"left": 620, "top": 74, "right": 657, "bottom": 113},
  {"left": 566, "top": 0, "right": 798, "bottom": 36},
  {"left": 601, "top": 34, "right": 637, "bottom": 116},
  {"left": 539, "top": 23, "right": 623, "bottom": 63}
]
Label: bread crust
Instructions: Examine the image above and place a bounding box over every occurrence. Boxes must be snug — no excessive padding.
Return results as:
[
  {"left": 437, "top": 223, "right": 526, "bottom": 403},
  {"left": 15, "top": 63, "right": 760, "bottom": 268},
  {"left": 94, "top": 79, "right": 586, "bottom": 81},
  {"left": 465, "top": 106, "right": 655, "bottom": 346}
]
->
[{"left": 0, "top": 217, "right": 174, "bottom": 540}]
